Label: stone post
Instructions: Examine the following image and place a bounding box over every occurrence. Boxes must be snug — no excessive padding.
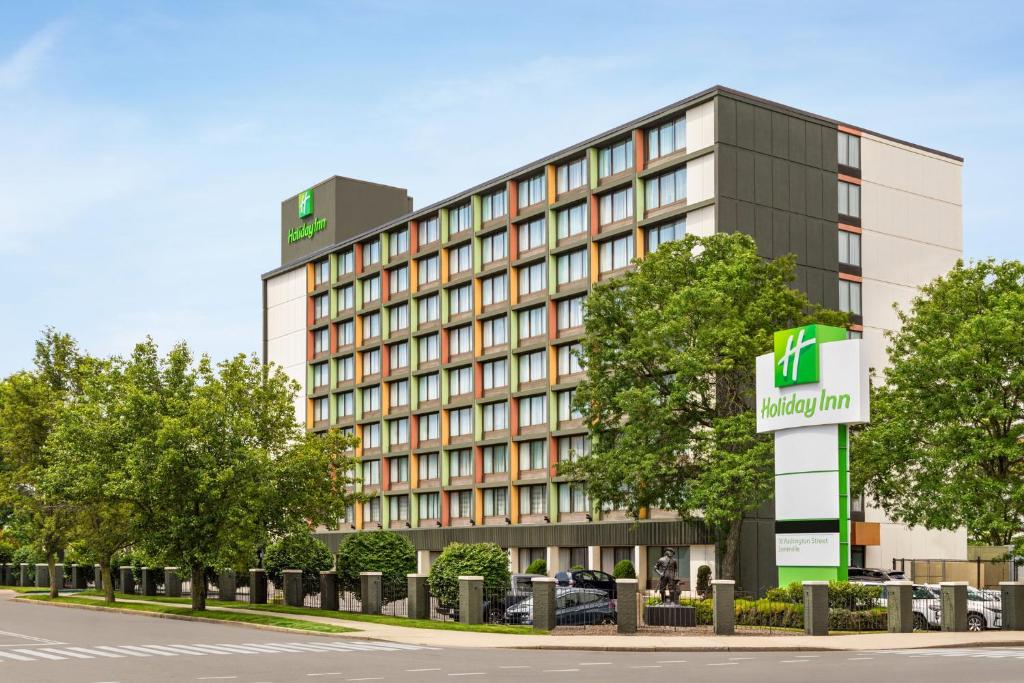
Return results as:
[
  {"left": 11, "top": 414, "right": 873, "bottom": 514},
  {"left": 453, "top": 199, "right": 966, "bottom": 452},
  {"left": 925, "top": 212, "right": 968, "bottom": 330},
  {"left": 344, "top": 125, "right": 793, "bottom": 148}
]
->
[
  {"left": 53, "top": 563, "right": 65, "bottom": 589},
  {"left": 35, "top": 563, "right": 49, "bottom": 588},
  {"left": 0, "top": 563, "right": 9, "bottom": 585},
  {"left": 615, "top": 578, "right": 638, "bottom": 633},
  {"left": 219, "top": 569, "right": 237, "bottom": 602},
  {"left": 802, "top": 581, "right": 829, "bottom": 636},
  {"left": 19, "top": 563, "right": 29, "bottom": 587},
  {"left": 712, "top": 579, "right": 736, "bottom": 635},
  {"left": 999, "top": 581, "right": 1024, "bottom": 630},
  {"left": 887, "top": 580, "right": 914, "bottom": 633},
  {"left": 71, "top": 564, "right": 87, "bottom": 590},
  {"left": 249, "top": 569, "right": 267, "bottom": 604},
  {"left": 283, "top": 569, "right": 303, "bottom": 607},
  {"left": 407, "top": 574, "right": 429, "bottom": 620},
  {"left": 94, "top": 565, "right": 103, "bottom": 591},
  {"left": 320, "top": 571, "right": 338, "bottom": 611},
  {"left": 940, "top": 581, "right": 968, "bottom": 632},
  {"left": 458, "top": 575, "right": 484, "bottom": 625},
  {"left": 165, "top": 568, "right": 181, "bottom": 598},
  {"left": 120, "top": 566, "right": 135, "bottom": 594},
  {"left": 360, "top": 572, "right": 382, "bottom": 614},
  {"left": 140, "top": 567, "right": 157, "bottom": 596},
  {"left": 531, "top": 576, "right": 557, "bottom": 631}
]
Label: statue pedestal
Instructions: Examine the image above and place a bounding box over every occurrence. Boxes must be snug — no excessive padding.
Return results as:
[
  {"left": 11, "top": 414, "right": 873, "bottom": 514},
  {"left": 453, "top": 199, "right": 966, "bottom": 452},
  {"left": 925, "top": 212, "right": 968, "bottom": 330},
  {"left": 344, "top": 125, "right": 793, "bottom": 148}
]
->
[{"left": 644, "top": 604, "right": 696, "bottom": 627}]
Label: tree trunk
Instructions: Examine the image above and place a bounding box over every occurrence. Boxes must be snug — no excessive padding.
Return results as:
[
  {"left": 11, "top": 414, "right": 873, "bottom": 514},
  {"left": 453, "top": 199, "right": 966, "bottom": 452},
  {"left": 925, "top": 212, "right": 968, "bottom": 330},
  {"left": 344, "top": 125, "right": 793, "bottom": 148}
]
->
[
  {"left": 100, "top": 558, "right": 114, "bottom": 603},
  {"left": 720, "top": 517, "right": 744, "bottom": 582},
  {"left": 190, "top": 565, "right": 206, "bottom": 611},
  {"left": 47, "top": 551, "right": 59, "bottom": 599}
]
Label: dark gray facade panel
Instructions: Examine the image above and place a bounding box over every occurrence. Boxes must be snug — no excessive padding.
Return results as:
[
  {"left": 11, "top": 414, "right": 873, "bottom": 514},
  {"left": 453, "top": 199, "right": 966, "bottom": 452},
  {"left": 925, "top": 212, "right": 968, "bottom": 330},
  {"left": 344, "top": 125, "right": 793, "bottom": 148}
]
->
[
  {"left": 771, "top": 210, "right": 790, "bottom": 259},
  {"left": 753, "top": 106, "right": 772, "bottom": 154},
  {"left": 821, "top": 268, "right": 839, "bottom": 310},
  {"left": 755, "top": 205, "right": 773, "bottom": 256},
  {"left": 823, "top": 171, "right": 839, "bottom": 219},
  {"left": 788, "top": 117, "right": 805, "bottom": 163},
  {"left": 789, "top": 162, "right": 806, "bottom": 215},
  {"left": 771, "top": 111, "right": 789, "bottom": 158},
  {"left": 792, "top": 263, "right": 808, "bottom": 296},
  {"left": 736, "top": 149, "right": 755, "bottom": 202},
  {"left": 822, "top": 127, "right": 839, "bottom": 171},
  {"left": 806, "top": 169, "right": 823, "bottom": 219},
  {"left": 789, "top": 214, "right": 808, "bottom": 266},
  {"left": 772, "top": 158, "right": 789, "bottom": 211},
  {"left": 806, "top": 123, "right": 823, "bottom": 168},
  {"left": 754, "top": 154, "right": 772, "bottom": 206},
  {"left": 821, "top": 220, "right": 839, "bottom": 271},
  {"left": 805, "top": 218, "right": 823, "bottom": 268},
  {"left": 738, "top": 517, "right": 777, "bottom": 596},
  {"left": 718, "top": 145, "right": 737, "bottom": 198},
  {"left": 718, "top": 196, "right": 738, "bottom": 234},
  {"left": 718, "top": 96, "right": 737, "bottom": 145},
  {"left": 736, "top": 101, "right": 755, "bottom": 150}
]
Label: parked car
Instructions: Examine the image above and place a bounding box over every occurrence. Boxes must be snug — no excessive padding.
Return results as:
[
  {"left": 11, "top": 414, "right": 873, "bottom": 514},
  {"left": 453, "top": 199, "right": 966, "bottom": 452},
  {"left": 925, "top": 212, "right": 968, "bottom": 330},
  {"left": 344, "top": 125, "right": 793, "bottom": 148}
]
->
[
  {"left": 434, "top": 573, "right": 542, "bottom": 622},
  {"left": 553, "top": 569, "right": 618, "bottom": 598},
  {"left": 848, "top": 567, "right": 907, "bottom": 583},
  {"left": 923, "top": 584, "right": 1002, "bottom": 631},
  {"left": 864, "top": 581, "right": 938, "bottom": 631},
  {"left": 504, "top": 587, "right": 617, "bottom": 626}
]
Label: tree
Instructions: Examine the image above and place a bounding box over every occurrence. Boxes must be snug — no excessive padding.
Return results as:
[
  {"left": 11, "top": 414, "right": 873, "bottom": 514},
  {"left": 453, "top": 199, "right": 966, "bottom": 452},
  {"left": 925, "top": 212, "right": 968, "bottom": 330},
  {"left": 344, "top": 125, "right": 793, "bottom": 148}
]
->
[
  {"left": 563, "top": 233, "right": 846, "bottom": 581},
  {"left": 336, "top": 530, "right": 416, "bottom": 600},
  {"left": 427, "top": 542, "right": 510, "bottom": 609},
  {"left": 853, "top": 259, "right": 1024, "bottom": 554},
  {"left": 264, "top": 532, "right": 334, "bottom": 592}
]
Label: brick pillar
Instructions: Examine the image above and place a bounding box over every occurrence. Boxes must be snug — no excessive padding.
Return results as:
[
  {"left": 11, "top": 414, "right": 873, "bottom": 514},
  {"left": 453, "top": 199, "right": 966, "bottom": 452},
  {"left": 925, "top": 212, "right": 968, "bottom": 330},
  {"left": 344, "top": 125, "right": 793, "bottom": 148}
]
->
[
  {"left": 94, "top": 565, "right": 103, "bottom": 591},
  {"left": 19, "top": 563, "right": 29, "bottom": 587},
  {"left": 320, "top": 571, "right": 338, "bottom": 611},
  {"left": 802, "top": 581, "right": 829, "bottom": 636},
  {"left": 141, "top": 568, "right": 157, "bottom": 596},
  {"left": 940, "top": 581, "right": 968, "bottom": 632},
  {"left": 53, "top": 564, "right": 64, "bottom": 588},
  {"left": 35, "top": 563, "right": 49, "bottom": 588},
  {"left": 249, "top": 569, "right": 267, "bottom": 604},
  {"left": 219, "top": 569, "right": 237, "bottom": 601},
  {"left": 458, "top": 575, "right": 483, "bottom": 625},
  {"left": 283, "top": 570, "right": 303, "bottom": 607},
  {"left": 165, "top": 568, "right": 181, "bottom": 598},
  {"left": 120, "top": 567, "right": 135, "bottom": 594},
  {"left": 887, "top": 581, "right": 913, "bottom": 633},
  {"left": 531, "top": 576, "right": 557, "bottom": 631},
  {"left": 1000, "top": 581, "right": 1024, "bottom": 630},
  {"left": 615, "top": 578, "right": 638, "bottom": 633},
  {"left": 71, "top": 564, "right": 87, "bottom": 590},
  {"left": 712, "top": 579, "right": 735, "bottom": 635},
  {"left": 407, "top": 574, "right": 429, "bottom": 620},
  {"left": 360, "top": 572, "right": 382, "bottom": 614}
]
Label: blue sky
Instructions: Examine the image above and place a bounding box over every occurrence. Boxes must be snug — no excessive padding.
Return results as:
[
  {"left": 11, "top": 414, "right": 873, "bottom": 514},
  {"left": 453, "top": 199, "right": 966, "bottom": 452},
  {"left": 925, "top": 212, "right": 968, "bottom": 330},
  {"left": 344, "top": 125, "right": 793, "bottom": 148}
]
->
[{"left": 1, "top": 1, "right": 1021, "bottom": 375}]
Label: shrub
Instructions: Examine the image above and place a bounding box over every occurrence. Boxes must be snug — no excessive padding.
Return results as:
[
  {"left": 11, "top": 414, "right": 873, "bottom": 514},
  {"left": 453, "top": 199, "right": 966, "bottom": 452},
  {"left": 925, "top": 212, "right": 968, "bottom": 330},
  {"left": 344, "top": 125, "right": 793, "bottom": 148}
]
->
[
  {"left": 265, "top": 532, "right": 334, "bottom": 593},
  {"left": 569, "top": 564, "right": 584, "bottom": 571},
  {"left": 735, "top": 598, "right": 804, "bottom": 629},
  {"left": 612, "top": 559, "right": 636, "bottom": 579},
  {"left": 696, "top": 565, "right": 712, "bottom": 597},
  {"left": 0, "top": 539, "right": 16, "bottom": 564},
  {"left": 336, "top": 531, "right": 416, "bottom": 601},
  {"left": 524, "top": 558, "right": 547, "bottom": 575},
  {"left": 11, "top": 545, "right": 43, "bottom": 584},
  {"left": 428, "top": 542, "right": 511, "bottom": 609},
  {"left": 830, "top": 607, "right": 887, "bottom": 631},
  {"left": 679, "top": 597, "right": 714, "bottom": 625}
]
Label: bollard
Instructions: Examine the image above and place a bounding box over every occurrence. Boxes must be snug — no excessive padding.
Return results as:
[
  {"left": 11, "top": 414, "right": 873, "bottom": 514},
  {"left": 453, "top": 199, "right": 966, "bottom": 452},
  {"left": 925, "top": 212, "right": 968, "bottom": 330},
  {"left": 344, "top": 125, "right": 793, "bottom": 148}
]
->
[
  {"left": 120, "top": 566, "right": 135, "bottom": 594},
  {"left": 407, "top": 574, "right": 429, "bottom": 620},
  {"left": 531, "top": 577, "right": 557, "bottom": 631},
  {"left": 1000, "top": 581, "right": 1024, "bottom": 630},
  {"left": 615, "top": 578, "right": 639, "bottom": 633},
  {"left": 164, "top": 568, "right": 181, "bottom": 597},
  {"left": 35, "top": 563, "right": 50, "bottom": 588},
  {"left": 940, "top": 582, "right": 968, "bottom": 632},
  {"left": 219, "top": 569, "right": 237, "bottom": 602},
  {"left": 20, "top": 563, "right": 30, "bottom": 588},
  {"left": 360, "top": 572, "right": 382, "bottom": 614},
  {"left": 320, "top": 571, "right": 338, "bottom": 611},
  {"left": 887, "top": 581, "right": 914, "bottom": 633},
  {"left": 94, "top": 565, "right": 103, "bottom": 591},
  {"left": 803, "top": 581, "right": 829, "bottom": 636},
  {"left": 712, "top": 579, "right": 736, "bottom": 635},
  {"left": 458, "top": 575, "right": 483, "bottom": 625},
  {"left": 141, "top": 567, "right": 157, "bottom": 596},
  {"left": 249, "top": 569, "right": 267, "bottom": 604},
  {"left": 283, "top": 570, "right": 303, "bottom": 607},
  {"left": 71, "top": 564, "right": 87, "bottom": 590}
]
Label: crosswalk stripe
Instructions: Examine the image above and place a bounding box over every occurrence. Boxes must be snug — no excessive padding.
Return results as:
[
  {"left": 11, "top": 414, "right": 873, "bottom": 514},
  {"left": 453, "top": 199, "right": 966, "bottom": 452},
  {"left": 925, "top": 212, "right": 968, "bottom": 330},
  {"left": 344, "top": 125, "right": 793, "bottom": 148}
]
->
[
  {"left": 64, "top": 646, "right": 125, "bottom": 658},
  {"left": 37, "top": 648, "right": 94, "bottom": 659},
  {"left": 96, "top": 645, "right": 151, "bottom": 657},
  {"left": 240, "top": 642, "right": 308, "bottom": 653},
  {"left": 0, "top": 650, "right": 37, "bottom": 661},
  {"left": 117, "top": 645, "right": 178, "bottom": 656},
  {"left": 157, "top": 644, "right": 213, "bottom": 655},
  {"left": 13, "top": 649, "right": 65, "bottom": 660}
]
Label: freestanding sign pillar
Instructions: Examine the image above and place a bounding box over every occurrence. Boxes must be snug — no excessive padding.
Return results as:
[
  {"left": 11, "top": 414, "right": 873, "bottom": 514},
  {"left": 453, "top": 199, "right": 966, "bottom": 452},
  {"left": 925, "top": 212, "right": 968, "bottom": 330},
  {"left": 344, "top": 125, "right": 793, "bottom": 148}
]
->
[{"left": 756, "top": 325, "right": 870, "bottom": 585}]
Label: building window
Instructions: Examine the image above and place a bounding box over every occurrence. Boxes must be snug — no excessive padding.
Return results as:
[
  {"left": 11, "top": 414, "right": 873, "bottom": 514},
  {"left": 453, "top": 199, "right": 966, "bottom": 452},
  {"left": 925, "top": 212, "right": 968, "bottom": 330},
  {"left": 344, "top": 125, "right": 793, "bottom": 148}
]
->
[
  {"left": 483, "top": 401, "right": 508, "bottom": 432},
  {"left": 418, "top": 332, "right": 440, "bottom": 362},
  {"left": 313, "top": 327, "right": 329, "bottom": 354},
  {"left": 312, "top": 362, "right": 329, "bottom": 390},
  {"left": 362, "top": 239, "right": 381, "bottom": 267},
  {"left": 338, "top": 250, "right": 354, "bottom": 276},
  {"left": 848, "top": 329, "right": 863, "bottom": 340},
  {"left": 362, "top": 275, "right": 381, "bottom": 304},
  {"left": 449, "top": 284, "right": 473, "bottom": 316},
  {"left": 363, "top": 422, "right": 381, "bottom": 449},
  {"left": 389, "top": 456, "right": 410, "bottom": 484},
  {"left": 839, "top": 279, "right": 862, "bottom": 316},
  {"left": 598, "top": 234, "right": 634, "bottom": 274},
  {"left": 482, "top": 315, "right": 508, "bottom": 348},
  {"left": 313, "top": 396, "right": 329, "bottom": 423},
  {"left": 389, "top": 303, "right": 409, "bottom": 333},
  {"left": 557, "top": 389, "right": 581, "bottom": 421},
  {"left": 390, "top": 341, "right": 409, "bottom": 370},
  {"left": 338, "top": 284, "right": 354, "bottom": 312},
  {"left": 481, "top": 231, "right": 507, "bottom": 264},
  {"left": 362, "top": 385, "right": 381, "bottom": 412},
  {"left": 557, "top": 296, "right": 585, "bottom": 332},
  {"left": 449, "top": 407, "right": 473, "bottom": 437},
  {"left": 337, "top": 391, "right": 354, "bottom": 417},
  {"left": 418, "top": 294, "right": 440, "bottom": 324},
  {"left": 522, "top": 439, "right": 547, "bottom": 470},
  {"left": 557, "top": 248, "right": 589, "bottom": 285},
  {"left": 314, "top": 293, "right": 329, "bottom": 320},
  {"left": 519, "top": 394, "right": 547, "bottom": 428},
  {"left": 449, "top": 324, "right": 473, "bottom": 355},
  {"left": 483, "top": 445, "right": 508, "bottom": 474},
  {"left": 839, "top": 230, "right": 861, "bottom": 267},
  {"left": 314, "top": 259, "right": 330, "bottom": 286},
  {"left": 337, "top": 356, "right": 354, "bottom": 382},
  {"left": 418, "top": 373, "right": 439, "bottom": 402},
  {"left": 598, "top": 138, "right": 634, "bottom": 178},
  {"left": 838, "top": 181, "right": 861, "bottom": 218},
  {"left": 449, "top": 449, "right": 472, "bottom": 477},
  {"left": 647, "top": 115, "right": 686, "bottom": 161},
  {"left": 558, "top": 343, "right": 583, "bottom": 376},
  {"left": 419, "top": 492, "right": 440, "bottom": 519},
  {"left": 337, "top": 320, "right": 354, "bottom": 346},
  {"left": 481, "top": 358, "right": 508, "bottom": 390},
  {"left": 558, "top": 483, "right": 589, "bottom": 513},
  {"left": 518, "top": 216, "right": 546, "bottom": 253},
  {"left": 518, "top": 260, "right": 547, "bottom": 297},
  {"left": 557, "top": 157, "right": 588, "bottom": 194},
  {"left": 363, "top": 348, "right": 381, "bottom": 375},
  {"left": 518, "top": 173, "right": 546, "bottom": 208},
  {"left": 481, "top": 272, "right": 508, "bottom": 306},
  {"left": 482, "top": 188, "right": 508, "bottom": 221},
  {"left": 599, "top": 186, "right": 633, "bottom": 226},
  {"left": 418, "top": 254, "right": 440, "bottom": 286},
  {"left": 343, "top": 505, "right": 355, "bottom": 525},
  {"left": 419, "top": 216, "right": 439, "bottom": 246},
  {"left": 419, "top": 413, "right": 440, "bottom": 441},
  {"left": 449, "top": 203, "right": 472, "bottom": 234},
  {"left": 389, "top": 495, "right": 409, "bottom": 521},
  {"left": 645, "top": 167, "right": 686, "bottom": 210},
  {"left": 449, "top": 366, "right": 473, "bottom": 397},
  {"left": 389, "top": 417, "right": 410, "bottom": 445},
  {"left": 483, "top": 488, "right": 508, "bottom": 516},
  {"left": 838, "top": 132, "right": 861, "bottom": 169},
  {"left": 519, "top": 350, "right": 547, "bottom": 383},
  {"left": 556, "top": 203, "right": 588, "bottom": 240},
  {"left": 389, "top": 265, "right": 409, "bottom": 294},
  {"left": 362, "top": 459, "right": 380, "bottom": 485},
  {"left": 558, "top": 435, "right": 591, "bottom": 463},
  {"left": 363, "top": 497, "right": 381, "bottom": 522},
  {"left": 519, "top": 306, "right": 547, "bottom": 341},
  {"left": 520, "top": 484, "right": 547, "bottom": 514},
  {"left": 450, "top": 490, "right": 472, "bottom": 519},
  {"left": 449, "top": 243, "right": 472, "bottom": 277},
  {"left": 389, "top": 227, "right": 409, "bottom": 257},
  {"left": 646, "top": 219, "right": 686, "bottom": 252}
]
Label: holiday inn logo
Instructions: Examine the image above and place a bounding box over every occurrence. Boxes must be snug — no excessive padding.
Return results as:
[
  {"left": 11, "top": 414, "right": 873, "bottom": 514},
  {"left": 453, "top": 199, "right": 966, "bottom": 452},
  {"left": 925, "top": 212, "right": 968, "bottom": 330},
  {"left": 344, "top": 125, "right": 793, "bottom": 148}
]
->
[
  {"left": 773, "top": 325, "right": 848, "bottom": 388},
  {"left": 297, "top": 189, "right": 314, "bottom": 219}
]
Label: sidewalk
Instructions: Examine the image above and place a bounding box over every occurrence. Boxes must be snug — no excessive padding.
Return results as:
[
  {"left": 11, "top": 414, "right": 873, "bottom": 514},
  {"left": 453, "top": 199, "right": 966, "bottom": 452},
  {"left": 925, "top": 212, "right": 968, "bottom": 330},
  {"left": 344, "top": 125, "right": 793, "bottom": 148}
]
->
[{"left": 14, "top": 591, "right": 1024, "bottom": 652}]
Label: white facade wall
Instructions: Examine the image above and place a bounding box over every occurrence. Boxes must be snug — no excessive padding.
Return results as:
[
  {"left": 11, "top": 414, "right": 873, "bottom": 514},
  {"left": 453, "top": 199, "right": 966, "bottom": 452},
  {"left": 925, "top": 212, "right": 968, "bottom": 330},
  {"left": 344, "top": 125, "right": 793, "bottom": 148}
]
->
[
  {"left": 686, "top": 152, "right": 715, "bottom": 205},
  {"left": 685, "top": 99, "right": 715, "bottom": 153},
  {"left": 265, "top": 266, "right": 308, "bottom": 427}
]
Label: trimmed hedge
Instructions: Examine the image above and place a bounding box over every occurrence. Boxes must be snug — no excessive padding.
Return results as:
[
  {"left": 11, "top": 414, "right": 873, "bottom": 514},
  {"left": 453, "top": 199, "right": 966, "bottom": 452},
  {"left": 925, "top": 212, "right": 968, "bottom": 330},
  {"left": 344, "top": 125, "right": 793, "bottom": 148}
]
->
[
  {"left": 612, "top": 559, "right": 636, "bottom": 579},
  {"left": 428, "top": 542, "right": 510, "bottom": 609},
  {"left": 264, "top": 533, "right": 334, "bottom": 593},
  {"left": 659, "top": 596, "right": 887, "bottom": 631},
  {"left": 336, "top": 531, "right": 416, "bottom": 601},
  {"left": 524, "top": 558, "right": 547, "bottom": 575}
]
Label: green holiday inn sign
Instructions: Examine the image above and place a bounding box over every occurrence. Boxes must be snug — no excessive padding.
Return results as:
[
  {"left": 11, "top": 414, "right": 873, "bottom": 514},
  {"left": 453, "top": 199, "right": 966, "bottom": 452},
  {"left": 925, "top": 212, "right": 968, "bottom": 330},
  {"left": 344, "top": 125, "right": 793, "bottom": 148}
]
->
[{"left": 288, "top": 189, "right": 328, "bottom": 244}]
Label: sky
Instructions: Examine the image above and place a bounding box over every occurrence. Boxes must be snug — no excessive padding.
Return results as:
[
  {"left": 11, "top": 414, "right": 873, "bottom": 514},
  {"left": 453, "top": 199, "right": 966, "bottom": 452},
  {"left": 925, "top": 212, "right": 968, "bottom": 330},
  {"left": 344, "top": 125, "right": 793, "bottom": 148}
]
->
[{"left": 0, "top": 1, "right": 1021, "bottom": 376}]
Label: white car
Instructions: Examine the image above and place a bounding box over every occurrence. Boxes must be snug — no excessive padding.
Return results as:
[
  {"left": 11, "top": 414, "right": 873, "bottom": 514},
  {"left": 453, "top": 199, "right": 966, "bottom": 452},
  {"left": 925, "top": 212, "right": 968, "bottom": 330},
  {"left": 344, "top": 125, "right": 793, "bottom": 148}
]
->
[
  {"left": 923, "top": 584, "right": 1002, "bottom": 631},
  {"left": 866, "top": 582, "right": 938, "bottom": 631}
]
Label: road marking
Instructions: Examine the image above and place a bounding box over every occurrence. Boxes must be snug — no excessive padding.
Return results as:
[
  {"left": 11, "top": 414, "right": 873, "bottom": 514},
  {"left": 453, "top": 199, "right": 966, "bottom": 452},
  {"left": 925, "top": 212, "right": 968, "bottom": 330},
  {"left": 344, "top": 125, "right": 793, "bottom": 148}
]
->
[
  {"left": 13, "top": 648, "right": 64, "bottom": 660},
  {"left": 847, "top": 657, "right": 874, "bottom": 661},
  {"left": 0, "top": 629, "right": 65, "bottom": 646},
  {"left": 728, "top": 657, "right": 754, "bottom": 661},
  {"left": 406, "top": 668, "right": 442, "bottom": 672},
  {"left": 65, "top": 647, "right": 125, "bottom": 658},
  {"left": 0, "top": 650, "right": 37, "bottom": 661},
  {"left": 96, "top": 645, "right": 151, "bottom": 657},
  {"left": 707, "top": 662, "right": 737, "bottom": 666},
  {"left": 448, "top": 674, "right": 486, "bottom": 677},
  {"left": 118, "top": 645, "right": 179, "bottom": 656},
  {"left": 305, "top": 674, "right": 343, "bottom": 678},
  {"left": 543, "top": 669, "right": 580, "bottom": 673},
  {"left": 780, "top": 660, "right": 810, "bottom": 663},
  {"left": 658, "top": 659, "right": 688, "bottom": 663},
  {"left": 795, "top": 654, "right": 819, "bottom": 658},
  {"left": 499, "top": 665, "right": 529, "bottom": 669},
  {"left": 38, "top": 647, "right": 94, "bottom": 659},
  {"left": 347, "top": 678, "right": 383, "bottom": 682},
  {"left": 198, "top": 678, "right": 239, "bottom": 681},
  {"left": 630, "top": 665, "right": 662, "bottom": 668},
  {"left": 578, "top": 662, "right": 611, "bottom": 665}
]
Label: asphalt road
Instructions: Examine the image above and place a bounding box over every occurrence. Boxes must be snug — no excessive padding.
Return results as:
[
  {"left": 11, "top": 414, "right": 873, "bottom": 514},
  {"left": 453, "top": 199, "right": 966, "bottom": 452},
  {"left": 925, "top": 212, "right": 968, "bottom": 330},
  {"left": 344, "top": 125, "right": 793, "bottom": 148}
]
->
[{"left": 4, "top": 597, "right": 1024, "bottom": 682}]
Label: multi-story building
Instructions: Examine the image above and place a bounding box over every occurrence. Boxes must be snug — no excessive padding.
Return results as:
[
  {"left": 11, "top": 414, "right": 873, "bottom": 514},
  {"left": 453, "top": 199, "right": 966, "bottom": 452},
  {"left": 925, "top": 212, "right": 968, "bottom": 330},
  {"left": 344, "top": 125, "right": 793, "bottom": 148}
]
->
[{"left": 262, "top": 86, "right": 965, "bottom": 593}]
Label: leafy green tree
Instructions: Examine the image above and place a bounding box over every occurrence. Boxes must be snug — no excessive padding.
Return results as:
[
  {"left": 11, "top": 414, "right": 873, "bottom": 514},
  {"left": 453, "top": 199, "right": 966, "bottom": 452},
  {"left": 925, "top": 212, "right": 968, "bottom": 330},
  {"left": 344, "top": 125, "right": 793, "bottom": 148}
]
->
[
  {"left": 336, "top": 530, "right": 416, "bottom": 600},
  {"left": 428, "top": 542, "right": 510, "bottom": 609},
  {"left": 563, "top": 233, "right": 846, "bottom": 580},
  {"left": 612, "top": 559, "right": 636, "bottom": 579},
  {"left": 264, "top": 532, "right": 334, "bottom": 592},
  {"left": 853, "top": 259, "right": 1024, "bottom": 554}
]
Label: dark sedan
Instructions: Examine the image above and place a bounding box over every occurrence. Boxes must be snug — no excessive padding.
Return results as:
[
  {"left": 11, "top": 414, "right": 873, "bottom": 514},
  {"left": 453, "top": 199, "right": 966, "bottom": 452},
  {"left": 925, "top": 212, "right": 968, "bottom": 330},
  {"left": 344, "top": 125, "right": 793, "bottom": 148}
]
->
[{"left": 554, "top": 569, "right": 618, "bottom": 598}]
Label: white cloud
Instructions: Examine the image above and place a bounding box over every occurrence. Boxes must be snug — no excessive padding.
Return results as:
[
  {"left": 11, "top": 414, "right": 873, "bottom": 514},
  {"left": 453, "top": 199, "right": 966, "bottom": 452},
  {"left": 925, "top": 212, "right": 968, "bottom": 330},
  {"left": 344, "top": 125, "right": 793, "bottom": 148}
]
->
[{"left": 0, "top": 20, "right": 65, "bottom": 89}]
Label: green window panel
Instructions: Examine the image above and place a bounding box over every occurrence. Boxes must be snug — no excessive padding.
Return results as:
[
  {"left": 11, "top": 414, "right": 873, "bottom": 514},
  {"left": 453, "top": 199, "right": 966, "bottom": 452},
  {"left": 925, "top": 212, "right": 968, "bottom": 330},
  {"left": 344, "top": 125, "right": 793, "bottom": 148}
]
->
[
  {"left": 354, "top": 478, "right": 363, "bottom": 494},
  {"left": 355, "top": 278, "right": 364, "bottom": 310},
  {"left": 548, "top": 484, "right": 559, "bottom": 524},
  {"left": 381, "top": 422, "right": 390, "bottom": 453},
  {"left": 440, "top": 288, "right": 449, "bottom": 324},
  {"left": 510, "top": 311, "right": 519, "bottom": 351},
  {"left": 474, "top": 404, "right": 483, "bottom": 441},
  {"left": 546, "top": 208, "right": 557, "bottom": 249},
  {"left": 382, "top": 308, "right": 390, "bottom": 342},
  {"left": 355, "top": 396, "right": 363, "bottom": 421},
  {"left": 410, "top": 376, "right": 420, "bottom": 410},
  {"left": 380, "top": 232, "right": 390, "bottom": 267},
  {"left": 329, "top": 287, "right": 337, "bottom": 320},
  {"left": 547, "top": 389, "right": 557, "bottom": 431},
  {"left": 306, "top": 364, "right": 314, "bottom": 397},
  {"left": 587, "top": 147, "right": 599, "bottom": 189},
  {"left": 410, "top": 492, "right": 419, "bottom": 526},
  {"left": 634, "top": 177, "right": 645, "bottom": 221},
  {"left": 380, "top": 493, "right": 390, "bottom": 527},
  {"left": 410, "top": 299, "right": 419, "bottom": 333},
  {"left": 471, "top": 195, "right": 482, "bottom": 233},
  {"left": 509, "top": 353, "right": 520, "bottom": 393},
  {"left": 330, "top": 252, "right": 339, "bottom": 283},
  {"left": 472, "top": 235, "right": 482, "bottom": 274},
  {"left": 547, "top": 254, "right": 557, "bottom": 295},
  {"left": 440, "top": 448, "right": 450, "bottom": 486},
  {"left": 440, "top": 208, "right": 450, "bottom": 246},
  {"left": 440, "top": 368, "right": 450, "bottom": 405},
  {"left": 329, "top": 388, "right": 338, "bottom": 423}
]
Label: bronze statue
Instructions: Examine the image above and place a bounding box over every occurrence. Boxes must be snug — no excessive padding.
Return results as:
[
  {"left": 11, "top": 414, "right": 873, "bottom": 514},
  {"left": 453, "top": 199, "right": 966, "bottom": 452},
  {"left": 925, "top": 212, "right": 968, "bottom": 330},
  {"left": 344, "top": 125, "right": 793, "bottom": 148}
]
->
[{"left": 655, "top": 548, "right": 679, "bottom": 604}]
